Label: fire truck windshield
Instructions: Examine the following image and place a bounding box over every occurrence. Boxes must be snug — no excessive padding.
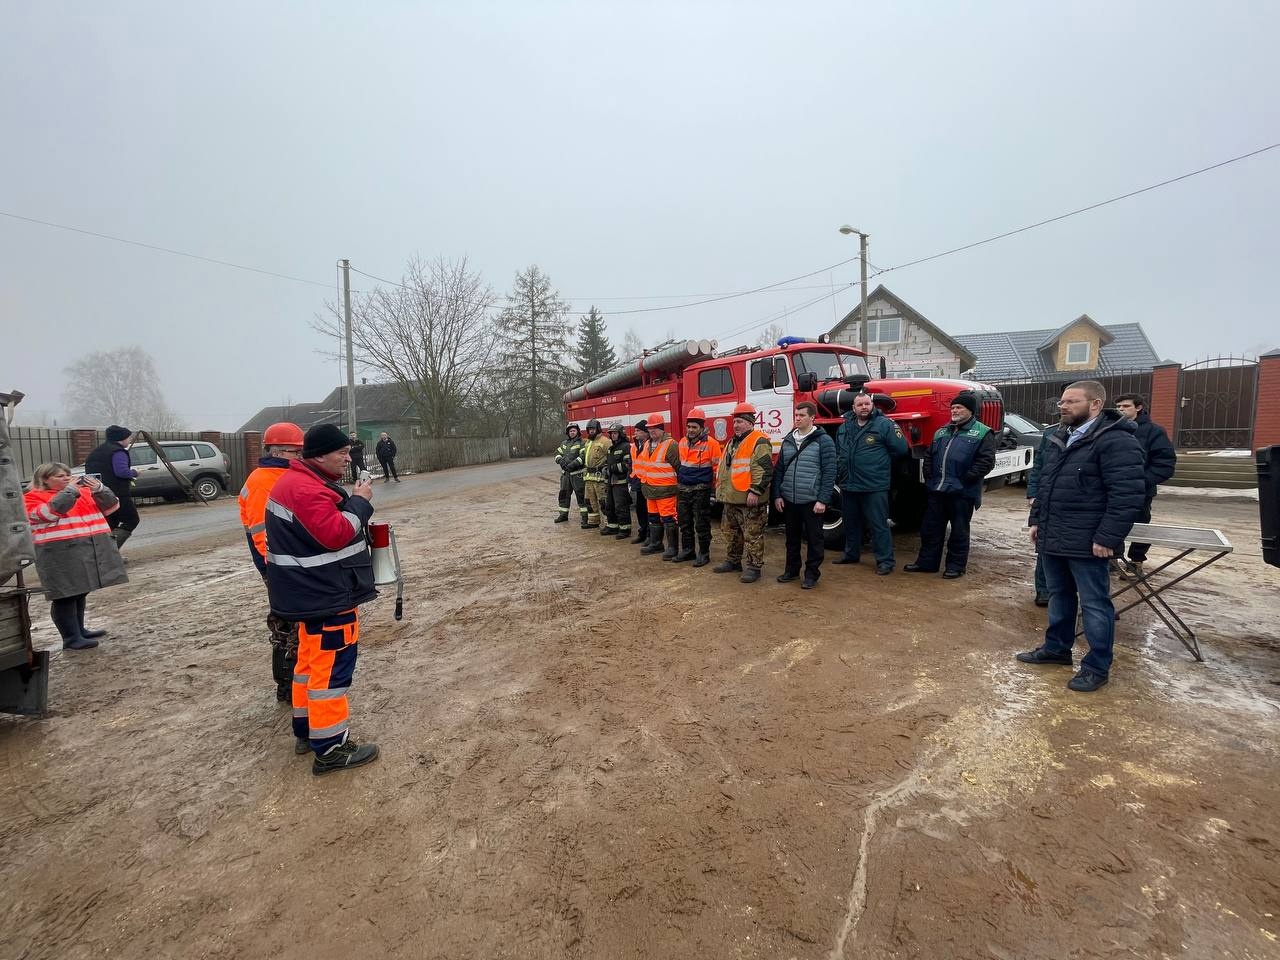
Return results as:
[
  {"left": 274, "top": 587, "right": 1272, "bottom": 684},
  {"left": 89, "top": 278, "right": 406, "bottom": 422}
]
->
[{"left": 792, "top": 350, "right": 870, "bottom": 382}]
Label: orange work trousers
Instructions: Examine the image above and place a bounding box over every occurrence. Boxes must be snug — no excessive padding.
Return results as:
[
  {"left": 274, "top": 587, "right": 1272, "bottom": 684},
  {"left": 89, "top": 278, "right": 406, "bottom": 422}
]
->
[
  {"left": 291, "top": 609, "right": 360, "bottom": 754},
  {"left": 646, "top": 493, "right": 677, "bottom": 520}
]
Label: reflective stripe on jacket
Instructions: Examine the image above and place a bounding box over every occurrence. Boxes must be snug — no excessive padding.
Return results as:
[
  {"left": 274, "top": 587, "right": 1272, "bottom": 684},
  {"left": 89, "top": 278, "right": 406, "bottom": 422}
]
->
[
  {"left": 640, "top": 435, "right": 679, "bottom": 500},
  {"left": 238, "top": 459, "right": 289, "bottom": 567},
  {"left": 264, "top": 459, "right": 377, "bottom": 620},
  {"left": 729, "top": 430, "right": 770, "bottom": 492},
  {"left": 677, "top": 435, "right": 722, "bottom": 487},
  {"left": 23, "top": 486, "right": 115, "bottom": 546}
]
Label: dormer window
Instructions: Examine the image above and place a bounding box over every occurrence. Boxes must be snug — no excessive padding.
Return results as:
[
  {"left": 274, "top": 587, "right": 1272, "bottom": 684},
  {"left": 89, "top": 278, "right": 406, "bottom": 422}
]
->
[{"left": 1065, "top": 341, "right": 1090, "bottom": 364}]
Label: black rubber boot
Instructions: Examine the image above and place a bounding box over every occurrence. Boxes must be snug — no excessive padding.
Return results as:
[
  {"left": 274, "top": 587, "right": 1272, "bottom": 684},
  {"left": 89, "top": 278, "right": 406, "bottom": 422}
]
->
[
  {"left": 615, "top": 528, "right": 632, "bottom": 540},
  {"left": 672, "top": 546, "right": 694, "bottom": 562},
  {"left": 51, "top": 599, "right": 97, "bottom": 650},
  {"left": 76, "top": 595, "right": 107, "bottom": 639},
  {"left": 639, "top": 525, "right": 664, "bottom": 555},
  {"left": 740, "top": 567, "right": 761, "bottom": 584},
  {"left": 692, "top": 553, "right": 711, "bottom": 567},
  {"left": 660, "top": 524, "right": 679, "bottom": 560},
  {"left": 554, "top": 515, "right": 569, "bottom": 523},
  {"left": 713, "top": 560, "right": 742, "bottom": 574},
  {"left": 631, "top": 529, "right": 647, "bottom": 544}
]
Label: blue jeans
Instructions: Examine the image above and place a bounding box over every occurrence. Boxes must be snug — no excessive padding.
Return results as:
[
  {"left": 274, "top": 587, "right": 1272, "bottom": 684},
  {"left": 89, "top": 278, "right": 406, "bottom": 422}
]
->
[
  {"left": 1041, "top": 553, "right": 1115, "bottom": 676},
  {"left": 1034, "top": 554, "right": 1047, "bottom": 596}
]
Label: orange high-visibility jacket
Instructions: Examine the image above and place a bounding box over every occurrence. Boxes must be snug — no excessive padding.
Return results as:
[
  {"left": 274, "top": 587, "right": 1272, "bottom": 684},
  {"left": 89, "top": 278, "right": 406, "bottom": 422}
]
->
[
  {"left": 729, "top": 430, "right": 771, "bottom": 491},
  {"left": 638, "top": 435, "right": 679, "bottom": 501},
  {"left": 238, "top": 465, "right": 289, "bottom": 564}
]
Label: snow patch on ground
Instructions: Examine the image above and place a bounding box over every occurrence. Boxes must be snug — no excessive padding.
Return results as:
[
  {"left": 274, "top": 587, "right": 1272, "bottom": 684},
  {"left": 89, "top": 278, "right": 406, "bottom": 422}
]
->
[{"left": 1162, "top": 485, "right": 1258, "bottom": 500}]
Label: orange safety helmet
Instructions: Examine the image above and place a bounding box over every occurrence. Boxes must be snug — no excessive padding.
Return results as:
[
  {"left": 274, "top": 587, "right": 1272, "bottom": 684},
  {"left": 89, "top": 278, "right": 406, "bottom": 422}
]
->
[
  {"left": 645, "top": 413, "right": 665, "bottom": 428},
  {"left": 686, "top": 407, "right": 707, "bottom": 423},
  {"left": 731, "top": 402, "right": 757, "bottom": 420},
  {"left": 263, "top": 422, "right": 305, "bottom": 448}
]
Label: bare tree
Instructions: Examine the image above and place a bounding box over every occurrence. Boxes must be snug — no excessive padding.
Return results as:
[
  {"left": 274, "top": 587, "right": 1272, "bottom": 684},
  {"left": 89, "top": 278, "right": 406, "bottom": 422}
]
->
[
  {"left": 316, "top": 256, "right": 497, "bottom": 439},
  {"left": 619, "top": 327, "right": 646, "bottom": 360},
  {"left": 756, "top": 323, "right": 786, "bottom": 350},
  {"left": 63, "top": 346, "right": 184, "bottom": 430}
]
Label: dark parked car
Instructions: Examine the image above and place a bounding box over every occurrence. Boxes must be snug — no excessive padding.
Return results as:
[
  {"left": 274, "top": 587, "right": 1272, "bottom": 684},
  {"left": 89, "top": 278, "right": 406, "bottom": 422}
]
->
[{"left": 1002, "top": 412, "right": 1046, "bottom": 448}]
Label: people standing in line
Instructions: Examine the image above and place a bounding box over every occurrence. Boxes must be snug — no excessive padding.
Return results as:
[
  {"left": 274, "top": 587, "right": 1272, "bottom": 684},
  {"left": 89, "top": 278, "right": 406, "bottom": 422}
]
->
[
  {"left": 553, "top": 424, "right": 588, "bottom": 525},
  {"left": 637, "top": 413, "right": 681, "bottom": 559},
  {"left": 84, "top": 425, "right": 139, "bottom": 550},
  {"left": 629, "top": 420, "right": 650, "bottom": 544},
  {"left": 1114, "top": 393, "right": 1177, "bottom": 575},
  {"left": 581, "top": 419, "right": 610, "bottom": 530},
  {"left": 834, "top": 392, "right": 908, "bottom": 575},
  {"left": 673, "top": 407, "right": 722, "bottom": 567},
  {"left": 347, "top": 432, "right": 367, "bottom": 483},
  {"left": 714, "top": 403, "right": 774, "bottom": 583},
  {"left": 23, "top": 464, "right": 127, "bottom": 650},
  {"left": 604, "top": 423, "right": 634, "bottom": 541},
  {"left": 905, "top": 391, "right": 997, "bottom": 579},
  {"left": 264, "top": 423, "right": 380, "bottom": 774},
  {"left": 237, "top": 422, "right": 304, "bottom": 704},
  {"left": 771, "top": 402, "right": 837, "bottom": 589},
  {"left": 375, "top": 431, "right": 401, "bottom": 483},
  {"left": 1026, "top": 429, "right": 1058, "bottom": 607},
  {"left": 1018, "top": 381, "right": 1146, "bottom": 693}
]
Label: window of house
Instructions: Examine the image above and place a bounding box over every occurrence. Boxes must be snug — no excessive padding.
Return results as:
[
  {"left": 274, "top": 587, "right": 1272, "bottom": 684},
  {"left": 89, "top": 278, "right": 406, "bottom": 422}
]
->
[
  {"left": 1066, "top": 341, "right": 1090, "bottom": 364},
  {"left": 749, "top": 357, "right": 790, "bottom": 391},
  {"left": 698, "top": 366, "right": 734, "bottom": 397},
  {"left": 890, "top": 368, "right": 936, "bottom": 379},
  {"left": 866, "top": 316, "right": 902, "bottom": 345}
]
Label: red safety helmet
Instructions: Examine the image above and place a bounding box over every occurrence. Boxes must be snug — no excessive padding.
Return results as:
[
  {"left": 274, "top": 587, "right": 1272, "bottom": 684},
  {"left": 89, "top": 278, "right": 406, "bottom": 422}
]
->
[
  {"left": 263, "top": 422, "right": 305, "bottom": 448},
  {"left": 731, "top": 402, "right": 757, "bottom": 420},
  {"left": 686, "top": 407, "right": 707, "bottom": 423},
  {"left": 645, "top": 413, "right": 665, "bottom": 428}
]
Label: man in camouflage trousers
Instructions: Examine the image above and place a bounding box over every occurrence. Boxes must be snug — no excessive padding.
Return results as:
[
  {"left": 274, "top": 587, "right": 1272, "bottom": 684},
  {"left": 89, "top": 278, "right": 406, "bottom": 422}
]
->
[
  {"left": 554, "top": 424, "right": 588, "bottom": 525},
  {"left": 714, "top": 403, "right": 775, "bottom": 583}
]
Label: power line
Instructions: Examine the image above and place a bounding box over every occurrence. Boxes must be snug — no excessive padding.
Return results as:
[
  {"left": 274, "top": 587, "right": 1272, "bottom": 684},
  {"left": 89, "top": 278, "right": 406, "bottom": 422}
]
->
[
  {"left": 0, "top": 210, "right": 334, "bottom": 288},
  {"left": 877, "top": 141, "right": 1280, "bottom": 275}
]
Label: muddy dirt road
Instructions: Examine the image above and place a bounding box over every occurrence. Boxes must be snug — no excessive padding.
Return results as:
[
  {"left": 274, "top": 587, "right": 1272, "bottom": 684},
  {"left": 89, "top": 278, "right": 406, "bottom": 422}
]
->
[{"left": 2, "top": 465, "right": 1278, "bottom": 959}]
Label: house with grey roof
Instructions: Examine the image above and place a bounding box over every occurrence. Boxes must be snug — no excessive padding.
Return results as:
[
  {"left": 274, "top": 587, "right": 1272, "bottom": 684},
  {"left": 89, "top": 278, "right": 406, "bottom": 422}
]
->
[
  {"left": 827, "top": 285, "right": 977, "bottom": 379},
  {"left": 952, "top": 315, "right": 1161, "bottom": 381},
  {"left": 237, "top": 382, "right": 421, "bottom": 446}
]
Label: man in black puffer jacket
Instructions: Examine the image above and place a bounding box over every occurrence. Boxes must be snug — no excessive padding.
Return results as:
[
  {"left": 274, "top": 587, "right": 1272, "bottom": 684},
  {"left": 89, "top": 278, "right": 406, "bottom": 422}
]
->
[
  {"left": 1018, "top": 381, "right": 1146, "bottom": 693},
  {"left": 1115, "top": 393, "right": 1176, "bottom": 569}
]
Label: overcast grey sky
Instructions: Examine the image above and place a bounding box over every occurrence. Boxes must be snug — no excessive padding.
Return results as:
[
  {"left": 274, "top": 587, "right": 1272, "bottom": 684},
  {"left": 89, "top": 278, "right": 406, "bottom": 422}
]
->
[{"left": 3, "top": 2, "right": 1277, "bottom": 431}]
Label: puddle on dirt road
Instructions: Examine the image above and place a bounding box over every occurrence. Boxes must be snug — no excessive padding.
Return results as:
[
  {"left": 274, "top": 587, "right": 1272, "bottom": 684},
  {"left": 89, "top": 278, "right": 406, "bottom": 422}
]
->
[{"left": 1139, "top": 627, "right": 1280, "bottom": 722}]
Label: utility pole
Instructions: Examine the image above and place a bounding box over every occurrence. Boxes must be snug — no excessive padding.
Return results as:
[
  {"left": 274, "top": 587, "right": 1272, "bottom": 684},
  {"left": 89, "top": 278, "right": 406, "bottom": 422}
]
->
[
  {"left": 341, "top": 258, "right": 357, "bottom": 435},
  {"left": 860, "top": 231, "right": 870, "bottom": 358}
]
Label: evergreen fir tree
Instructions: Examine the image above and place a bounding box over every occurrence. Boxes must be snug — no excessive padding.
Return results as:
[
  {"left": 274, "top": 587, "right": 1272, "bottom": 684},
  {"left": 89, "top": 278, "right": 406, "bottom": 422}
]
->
[{"left": 572, "top": 306, "right": 617, "bottom": 381}]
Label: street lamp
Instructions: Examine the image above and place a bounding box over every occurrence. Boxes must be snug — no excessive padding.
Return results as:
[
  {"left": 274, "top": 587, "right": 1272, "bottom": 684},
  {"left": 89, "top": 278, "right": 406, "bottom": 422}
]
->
[{"left": 838, "top": 225, "right": 870, "bottom": 358}]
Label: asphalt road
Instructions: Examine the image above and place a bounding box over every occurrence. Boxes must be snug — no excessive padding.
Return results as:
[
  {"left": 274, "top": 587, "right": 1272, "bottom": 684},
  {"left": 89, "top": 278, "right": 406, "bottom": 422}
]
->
[{"left": 126, "top": 457, "right": 550, "bottom": 552}]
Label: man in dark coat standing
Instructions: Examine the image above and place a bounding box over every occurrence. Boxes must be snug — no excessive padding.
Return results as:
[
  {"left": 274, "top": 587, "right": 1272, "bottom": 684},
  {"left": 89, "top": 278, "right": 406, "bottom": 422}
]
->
[
  {"left": 347, "top": 432, "right": 367, "bottom": 483},
  {"left": 1019, "top": 381, "right": 1146, "bottom": 693},
  {"left": 835, "top": 392, "right": 908, "bottom": 575},
  {"left": 905, "top": 391, "right": 997, "bottom": 579},
  {"left": 1114, "top": 393, "right": 1176, "bottom": 571},
  {"left": 375, "top": 432, "right": 400, "bottom": 483},
  {"left": 84, "top": 425, "right": 140, "bottom": 550}
]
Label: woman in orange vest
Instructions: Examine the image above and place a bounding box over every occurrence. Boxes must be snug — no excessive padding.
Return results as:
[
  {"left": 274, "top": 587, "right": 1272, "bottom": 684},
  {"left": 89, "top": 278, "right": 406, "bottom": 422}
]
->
[
  {"left": 23, "top": 463, "right": 127, "bottom": 649},
  {"left": 637, "top": 412, "right": 682, "bottom": 558}
]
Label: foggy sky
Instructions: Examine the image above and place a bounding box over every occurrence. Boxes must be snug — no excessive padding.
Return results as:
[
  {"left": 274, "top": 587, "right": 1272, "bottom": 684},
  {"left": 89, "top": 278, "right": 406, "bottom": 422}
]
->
[{"left": 3, "top": 2, "right": 1277, "bottom": 431}]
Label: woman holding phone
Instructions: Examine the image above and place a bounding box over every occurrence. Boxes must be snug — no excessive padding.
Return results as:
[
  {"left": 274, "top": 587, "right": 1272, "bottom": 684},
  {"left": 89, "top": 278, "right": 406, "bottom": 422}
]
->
[{"left": 23, "top": 462, "right": 128, "bottom": 650}]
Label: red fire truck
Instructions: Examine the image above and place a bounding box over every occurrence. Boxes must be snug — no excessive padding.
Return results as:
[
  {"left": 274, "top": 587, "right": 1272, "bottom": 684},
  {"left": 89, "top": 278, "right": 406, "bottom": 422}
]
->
[{"left": 563, "top": 337, "right": 1033, "bottom": 543}]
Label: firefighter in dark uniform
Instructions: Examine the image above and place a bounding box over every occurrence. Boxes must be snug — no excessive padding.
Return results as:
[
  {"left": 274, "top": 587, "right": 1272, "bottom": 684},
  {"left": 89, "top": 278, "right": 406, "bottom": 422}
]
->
[
  {"left": 604, "top": 423, "right": 634, "bottom": 540},
  {"left": 554, "top": 424, "right": 588, "bottom": 525},
  {"left": 629, "top": 420, "right": 650, "bottom": 544}
]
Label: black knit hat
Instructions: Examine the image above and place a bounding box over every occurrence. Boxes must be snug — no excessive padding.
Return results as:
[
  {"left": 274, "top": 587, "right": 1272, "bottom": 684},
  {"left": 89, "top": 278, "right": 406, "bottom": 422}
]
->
[
  {"left": 302, "top": 423, "right": 352, "bottom": 458},
  {"left": 951, "top": 391, "right": 978, "bottom": 416},
  {"left": 634, "top": 420, "right": 649, "bottom": 431},
  {"left": 105, "top": 425, "right": 132, "bottom": 442}
]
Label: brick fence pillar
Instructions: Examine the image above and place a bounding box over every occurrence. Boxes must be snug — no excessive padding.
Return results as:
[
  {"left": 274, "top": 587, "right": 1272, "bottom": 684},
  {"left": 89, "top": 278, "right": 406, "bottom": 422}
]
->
[
  {"left": 70, "top": 429, "right": 98, "bottom": 467},
  {"left": 243, "top": 431, "right": 262, "bottom": 467},
  {"left": 1148, "top": 361, "right": 1181, "bottom": 444},
  {"left": 199, "top": 430, "right": 222, "bottom": 445},
  {"left": 1254, "top": 349, "right": 1280, "bottom": 451}
]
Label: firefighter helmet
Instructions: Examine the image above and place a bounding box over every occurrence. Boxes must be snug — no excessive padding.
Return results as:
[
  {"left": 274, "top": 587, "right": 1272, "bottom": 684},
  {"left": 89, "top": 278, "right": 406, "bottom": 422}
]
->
[
  {"left": 263, "top": 422, "right": 304, "bottom": 448},
  {"left": 731, "top": 402, "right": 757, "bottom": 421},
  {"left": 686, "top": 407, "right": 706, "bottom": 423},
  {"left": 606, "top": 422, "right": 625, "bottom": 437},
  {"left": 565, "top": 423, "right": 580, "bottom": 436},
  {"left": 645, "top": 413, "right": 665, "bottom": 428}
]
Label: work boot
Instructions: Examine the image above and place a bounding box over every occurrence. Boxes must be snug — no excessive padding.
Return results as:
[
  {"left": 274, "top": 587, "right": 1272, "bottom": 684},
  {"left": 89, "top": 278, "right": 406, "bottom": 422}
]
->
[
  {"left": 276, "top": 685, "right": 291, "bottom": 704},
  {"left": 672, "top": 545, "right": 695, "bottom": 562},
  {"left": 63, "top": 634, "right": 99, "bottom": 651},
  {"left": 295, "top": 737, "right": 310, "bottom": 755},
  {"left": 739, "top": 567, "right": 761, "bottom": 584},
  {"left": 52, "top": 603, "right": 97, "bottom": 650},
  {"left": 600, "top": 525, "right": 615, "bottom": 536},
  {"left": 631, "top": 529, "right": 647, "bottom": 544},
  {"left": 1067, "top": 669, "right": 1109, "bottom": 693},
  {"left": 692, "top": 553, "right": 711, "bottom": 568},
  {"left": 312, "top": 740, "right": 380, "bottom": 776},
  {"left": 554, "top": 515, "right": 569, "bottom": 524},
  {"left": 713, "top": 560, "right": 742, "bottom": 574},
  {"left": 640, "top": 526, "right": 664, "bottom": 555},
  {"left": 615, "top": 529, "right": 631, "bottom": 540},
  {"left": 660, "top": 525, "right": 679, "bottom": 560}
]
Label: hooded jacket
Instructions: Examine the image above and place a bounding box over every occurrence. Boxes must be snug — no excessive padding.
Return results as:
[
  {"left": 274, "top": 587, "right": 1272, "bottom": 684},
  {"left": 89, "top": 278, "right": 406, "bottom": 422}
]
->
[{"left": 1028, "top": 409, "right": 1146, "bottom": 557}]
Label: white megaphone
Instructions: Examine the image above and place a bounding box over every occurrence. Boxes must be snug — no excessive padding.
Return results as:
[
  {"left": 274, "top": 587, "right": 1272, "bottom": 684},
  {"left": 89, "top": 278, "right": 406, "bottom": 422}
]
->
[{"left": 368, "top": 521, "right": 404, "bottom": 620}]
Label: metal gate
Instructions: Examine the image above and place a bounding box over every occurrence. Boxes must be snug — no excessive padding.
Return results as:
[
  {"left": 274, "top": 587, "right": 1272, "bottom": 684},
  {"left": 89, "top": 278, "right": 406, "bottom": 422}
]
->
[{"left": 1177, "top": 357, "right": 1258, "bottom": 449}]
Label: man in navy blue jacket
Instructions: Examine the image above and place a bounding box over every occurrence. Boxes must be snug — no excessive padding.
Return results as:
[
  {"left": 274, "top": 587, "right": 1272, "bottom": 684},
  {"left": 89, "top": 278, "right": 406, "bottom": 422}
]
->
[
  {"left": 1019, "top": 381, "right": 1146, "bottom": 692},
  {"left": 905, "top": 391, "right": 997, "bottom": 579},
  {"left": 1115, "top": 393, "right": 1177, "bottom": 571}
]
